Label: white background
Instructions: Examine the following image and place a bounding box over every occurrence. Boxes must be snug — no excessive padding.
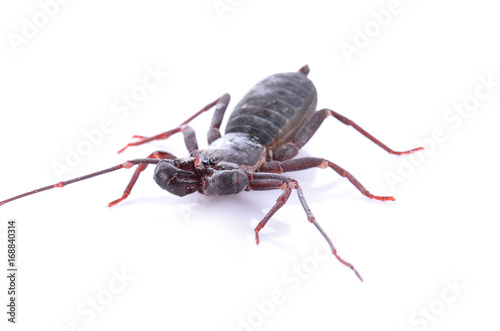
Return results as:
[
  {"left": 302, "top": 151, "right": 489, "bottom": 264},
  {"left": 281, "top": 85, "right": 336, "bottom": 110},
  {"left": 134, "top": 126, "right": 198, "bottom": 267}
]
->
[{"left": 1, "top": 1, "right": 499, "bottom": 330}]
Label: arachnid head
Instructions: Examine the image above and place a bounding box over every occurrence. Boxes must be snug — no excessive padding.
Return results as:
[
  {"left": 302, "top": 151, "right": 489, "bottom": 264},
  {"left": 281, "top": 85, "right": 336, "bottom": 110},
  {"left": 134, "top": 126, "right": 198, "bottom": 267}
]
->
[{"left": 153, "top": 157, "right": 248, "bottom": 197}]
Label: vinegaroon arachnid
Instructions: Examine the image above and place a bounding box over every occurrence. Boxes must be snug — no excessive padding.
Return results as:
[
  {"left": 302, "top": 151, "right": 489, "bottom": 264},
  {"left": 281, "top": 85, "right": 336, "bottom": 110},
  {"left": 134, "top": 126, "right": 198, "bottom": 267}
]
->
[{"left": 0, "top": 65, "right": 423, "bottom": 281}]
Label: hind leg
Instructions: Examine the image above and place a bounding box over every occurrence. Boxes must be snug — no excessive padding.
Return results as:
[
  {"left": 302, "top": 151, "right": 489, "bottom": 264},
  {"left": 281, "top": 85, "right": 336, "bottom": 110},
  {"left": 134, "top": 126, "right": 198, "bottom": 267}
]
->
[{"left": 271, "top": 108, "right": 423, "bottom": 161}]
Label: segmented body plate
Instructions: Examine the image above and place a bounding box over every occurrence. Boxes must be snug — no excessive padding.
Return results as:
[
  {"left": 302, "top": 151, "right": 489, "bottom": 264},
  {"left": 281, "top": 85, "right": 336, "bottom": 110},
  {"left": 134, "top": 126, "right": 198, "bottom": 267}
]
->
[{"left": 225, "top": 71, "right": 317, "bottom": 150}]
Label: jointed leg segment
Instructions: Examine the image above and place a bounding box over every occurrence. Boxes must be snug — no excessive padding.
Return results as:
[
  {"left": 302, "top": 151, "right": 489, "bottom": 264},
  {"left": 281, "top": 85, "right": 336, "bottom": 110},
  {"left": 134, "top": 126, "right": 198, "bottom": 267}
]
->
[
  {"left": 297, "top": 108, "right": 423, "bottom": 154},
  {"left": 272, "top": 108, "right": 423, "bottom": 162},
  {"left": 117, "top": 94, "right": 230, "bottom": 153},
  {"left": 266, "top": 107, "right": 424, "bottom": 201},
  {"left": 108, "top": 151, "right": 176, "bottom": 207},
  {"left": 249, "top": 173, "right": 363, "bottom": 281},
  {"left": 0, "top": 158, "right": 163, "bottom": 207},
  {"left": 260, "top": 157, "right": 394, "bottom": 201}
]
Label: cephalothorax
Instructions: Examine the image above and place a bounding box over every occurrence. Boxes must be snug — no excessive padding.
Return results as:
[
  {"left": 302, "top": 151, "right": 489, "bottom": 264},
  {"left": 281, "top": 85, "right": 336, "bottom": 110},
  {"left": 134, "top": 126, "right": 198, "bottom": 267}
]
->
[{"left": 0, "top": 65, "right": 423, "bottom": 281}]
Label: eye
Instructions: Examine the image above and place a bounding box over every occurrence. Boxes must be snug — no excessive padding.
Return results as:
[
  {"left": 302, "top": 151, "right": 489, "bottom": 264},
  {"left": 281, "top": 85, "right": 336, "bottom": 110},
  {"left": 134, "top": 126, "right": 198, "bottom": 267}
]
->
[
  {"left": 209, "top": 157, "right": 218, "bottom": 165},
  {"left": 202, "top": 157, "right": 218, "bottom": 166}
]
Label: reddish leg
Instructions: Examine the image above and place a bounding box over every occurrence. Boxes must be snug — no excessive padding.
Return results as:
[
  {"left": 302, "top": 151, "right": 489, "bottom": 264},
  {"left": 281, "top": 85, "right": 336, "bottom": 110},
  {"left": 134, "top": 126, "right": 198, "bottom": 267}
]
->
[
  {"left": 117, "top": 94, "right": 230, "bottom": 153},
  {"left": 0, "top": 159, "right": 162, "bottom": 207},
  {"left": 272, "top": 108, "right": 423, "bottom": 161},
  {"left": 260, "top": 157, "right": 394, "bottom": 201},
  {"left": 108, "top": 151, "right": 176, "bottom": 207},
  {"left": 249, "top": 173, "right": 363, "bottom": 281}
]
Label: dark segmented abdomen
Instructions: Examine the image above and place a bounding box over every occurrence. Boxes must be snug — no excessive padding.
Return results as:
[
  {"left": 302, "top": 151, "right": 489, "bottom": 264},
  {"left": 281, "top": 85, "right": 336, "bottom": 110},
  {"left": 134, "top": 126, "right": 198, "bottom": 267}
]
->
[{"left": 225, "top": 70, "right": 317, "bottom": 150}]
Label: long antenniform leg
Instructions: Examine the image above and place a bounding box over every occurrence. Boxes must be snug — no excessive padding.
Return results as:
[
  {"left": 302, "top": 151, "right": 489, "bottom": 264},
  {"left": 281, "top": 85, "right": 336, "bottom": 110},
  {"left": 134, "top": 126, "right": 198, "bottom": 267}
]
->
[
  {"left": 118, "top": 94, "right": 230, "bottom": 153},
  {"left": 260, "top": 157, "right": 394, "bottom": 201},
  {"left": 248, "top": 173, "right": 363, "bottom": 281},
  {"left": 0, "top": 159, "right": 162, "bottom": 207}
]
